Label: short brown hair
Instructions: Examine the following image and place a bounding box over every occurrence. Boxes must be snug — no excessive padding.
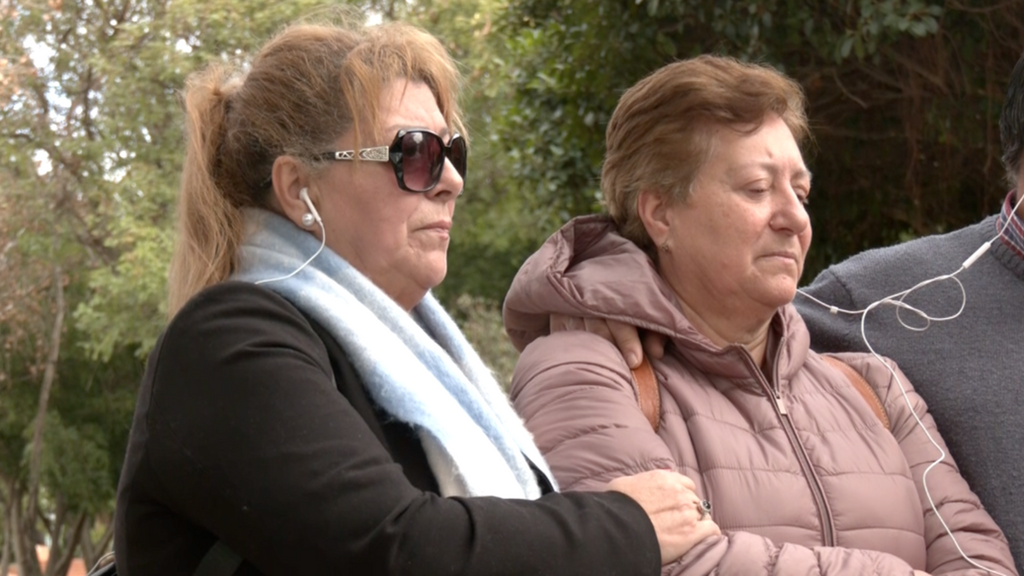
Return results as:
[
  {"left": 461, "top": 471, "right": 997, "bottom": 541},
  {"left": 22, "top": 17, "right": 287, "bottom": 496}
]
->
[
  {"left": 602, "top": 55, "right": 809, "bottom": 252},
  {"left": 168, "top": 18, "right": 463, "bottom": 317}
]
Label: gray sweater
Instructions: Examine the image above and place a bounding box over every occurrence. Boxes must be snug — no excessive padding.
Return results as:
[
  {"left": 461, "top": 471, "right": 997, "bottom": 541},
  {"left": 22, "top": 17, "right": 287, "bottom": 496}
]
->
[{"left": 797, "top": 214, "right": 1024, "bottom": 569}]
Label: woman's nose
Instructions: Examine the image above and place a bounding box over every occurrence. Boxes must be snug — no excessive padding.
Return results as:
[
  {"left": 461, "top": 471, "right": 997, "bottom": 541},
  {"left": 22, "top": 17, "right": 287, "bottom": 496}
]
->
[
  {"left": 427, "top": 157, "right": 464, "bottom": 199},
  {"left": 770, "top": 188, "right": 810, "bottom": 234}
]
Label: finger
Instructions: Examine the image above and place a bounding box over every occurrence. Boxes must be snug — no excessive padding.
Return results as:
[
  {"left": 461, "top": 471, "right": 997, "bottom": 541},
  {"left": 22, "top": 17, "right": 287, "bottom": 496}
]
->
[
  {"left": 667, "top": 471, "right": 697, "bottom": 492},
  {"left": 606, "top": 319, "right": 643, "bottom": 368},
  {"left": 691, "top": 498, "right": 714, "bottom": 523},
  {"left": 642, "top": 330, "right": 667, "bottom": 360},
  {"left": 694, "top": 520, "right": 722, "bottom": 539},
  {"left": 583, "top": 317, "right": 615, "bottom": 341},
  {"left": 658, "top": 515, "right": 721, "bottom": 564}
]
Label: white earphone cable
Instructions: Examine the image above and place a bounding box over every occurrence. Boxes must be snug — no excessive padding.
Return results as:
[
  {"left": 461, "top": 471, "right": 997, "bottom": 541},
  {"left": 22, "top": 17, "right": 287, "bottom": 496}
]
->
[
  {"left": 254, "top": 218, "right": 326, "bottom": 286},
  {"left": 795, "top": 191, "right": 1023, "bottom": 575}
]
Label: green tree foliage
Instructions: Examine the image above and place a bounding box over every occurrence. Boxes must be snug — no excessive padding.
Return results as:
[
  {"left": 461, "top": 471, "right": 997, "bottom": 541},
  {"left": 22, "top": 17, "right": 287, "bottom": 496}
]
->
[{"left": 0, "top": 0, "right": 327, "bottom": 572}]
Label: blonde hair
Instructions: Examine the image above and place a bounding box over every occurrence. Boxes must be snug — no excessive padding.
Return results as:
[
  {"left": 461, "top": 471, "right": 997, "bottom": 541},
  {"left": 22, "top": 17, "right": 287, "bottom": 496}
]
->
[
  {"left": 601, "top": 55, "right": 809, "bottom": 253},
  {"left": 168, "top": 20, "right": 464, "bottom": 317}
]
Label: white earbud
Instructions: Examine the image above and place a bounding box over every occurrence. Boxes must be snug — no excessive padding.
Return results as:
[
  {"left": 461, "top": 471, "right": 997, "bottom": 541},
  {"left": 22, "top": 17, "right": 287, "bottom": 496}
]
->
[
  {"left": 255, "top": 187, "right": 326, "bottom": 286},
  {"left": 299, "top": 187, "right": 322, "bottom": 226}
]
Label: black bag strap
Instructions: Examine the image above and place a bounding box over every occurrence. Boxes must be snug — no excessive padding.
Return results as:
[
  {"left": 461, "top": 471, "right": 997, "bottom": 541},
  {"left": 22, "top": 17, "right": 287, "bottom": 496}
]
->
[
  {"left": 86, "top": 540, "right": 241, "bottom": 576},
  {"left": 193, "top": 540, "right": 243, "bottom": 576}
]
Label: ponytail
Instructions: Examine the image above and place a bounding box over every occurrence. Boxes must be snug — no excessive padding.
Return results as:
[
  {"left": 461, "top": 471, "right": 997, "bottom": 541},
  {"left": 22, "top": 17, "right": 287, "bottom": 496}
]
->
[{"left": 167, "top": 66, "right": 245, "bottom": 318}]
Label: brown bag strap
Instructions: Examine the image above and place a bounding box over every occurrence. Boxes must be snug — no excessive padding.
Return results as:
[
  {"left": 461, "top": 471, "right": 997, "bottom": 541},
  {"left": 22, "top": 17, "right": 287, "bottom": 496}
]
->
[
  {"left": 630, "top": 355, "right": 661, "bottom": 431},
  {"left": 822, "top": 355, "right": 890, "bottom": 431},
  {"left": 629, "top": 354, "right": 889, "bottom": 432}
]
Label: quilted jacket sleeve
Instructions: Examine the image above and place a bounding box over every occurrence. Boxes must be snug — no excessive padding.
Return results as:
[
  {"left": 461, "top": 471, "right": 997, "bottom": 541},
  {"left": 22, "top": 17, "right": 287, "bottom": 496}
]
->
[
  {"left": 839, "top": 353, "right": 1017, "bottom": 576},
  {"left": 510, "top": 332, "right": 920, "bottom": 576}
]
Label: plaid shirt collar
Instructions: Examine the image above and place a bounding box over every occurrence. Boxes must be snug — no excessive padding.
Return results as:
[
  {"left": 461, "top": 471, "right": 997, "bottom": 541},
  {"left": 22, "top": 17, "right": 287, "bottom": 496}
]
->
[{"left": 996, "top": 190, "right": 1024, "bottom": 259}]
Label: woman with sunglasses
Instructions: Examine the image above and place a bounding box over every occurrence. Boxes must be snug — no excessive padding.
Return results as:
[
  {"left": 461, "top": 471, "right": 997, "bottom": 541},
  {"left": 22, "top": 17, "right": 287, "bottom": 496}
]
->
[{"left": 111, "top": 17, "right": 714, "bottom": 576}]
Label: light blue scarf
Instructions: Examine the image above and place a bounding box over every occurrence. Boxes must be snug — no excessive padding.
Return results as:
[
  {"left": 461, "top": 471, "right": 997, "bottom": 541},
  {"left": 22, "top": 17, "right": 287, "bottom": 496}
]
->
[{"left": 232, "top": 209, "right": 555, "bottom": 499}]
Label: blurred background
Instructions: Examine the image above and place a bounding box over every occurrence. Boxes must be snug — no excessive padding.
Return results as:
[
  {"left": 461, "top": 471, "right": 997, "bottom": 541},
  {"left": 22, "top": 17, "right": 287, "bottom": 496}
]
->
[{"left": 1, "top": 1, "right": 1022, "bottom": 573}]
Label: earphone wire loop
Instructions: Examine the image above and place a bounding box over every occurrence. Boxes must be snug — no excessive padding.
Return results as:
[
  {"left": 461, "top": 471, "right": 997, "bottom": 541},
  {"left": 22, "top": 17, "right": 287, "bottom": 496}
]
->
[{"left": 798, "top": 238, "right": 1005, "bottom": 575}]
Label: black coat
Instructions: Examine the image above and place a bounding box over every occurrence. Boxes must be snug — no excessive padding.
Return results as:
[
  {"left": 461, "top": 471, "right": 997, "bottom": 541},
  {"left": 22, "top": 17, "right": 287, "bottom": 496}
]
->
[{"left": 114, "top": 282, "right": 660, "bottom": 575}]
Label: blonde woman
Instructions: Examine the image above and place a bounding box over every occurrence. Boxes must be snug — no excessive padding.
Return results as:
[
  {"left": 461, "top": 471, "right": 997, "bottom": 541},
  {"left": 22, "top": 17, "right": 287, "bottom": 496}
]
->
[{"left": 113, "top": 19, "right": 713, "bottom": 576}]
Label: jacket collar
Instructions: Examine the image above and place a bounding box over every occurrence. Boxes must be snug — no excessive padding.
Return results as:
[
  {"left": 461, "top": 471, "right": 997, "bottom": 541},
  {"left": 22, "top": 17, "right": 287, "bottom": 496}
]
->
[{"left": 504, "top": 214, "right": 811, "bottom": 385}]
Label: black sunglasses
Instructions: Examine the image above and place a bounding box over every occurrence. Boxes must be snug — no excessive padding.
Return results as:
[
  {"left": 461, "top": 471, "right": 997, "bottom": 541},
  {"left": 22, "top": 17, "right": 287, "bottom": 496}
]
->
[{"left": 316, "top": 129, "right": 467, "bottom": 193}]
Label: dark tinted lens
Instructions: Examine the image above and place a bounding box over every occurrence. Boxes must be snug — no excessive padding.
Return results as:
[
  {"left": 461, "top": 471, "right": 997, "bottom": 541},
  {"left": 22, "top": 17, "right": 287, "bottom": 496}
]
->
[
  {"left": 449, "top": 136, "right": 467, "bottom": 179},
  {"left": 401, "top": 131, "right": 443, "bottom": 192}
]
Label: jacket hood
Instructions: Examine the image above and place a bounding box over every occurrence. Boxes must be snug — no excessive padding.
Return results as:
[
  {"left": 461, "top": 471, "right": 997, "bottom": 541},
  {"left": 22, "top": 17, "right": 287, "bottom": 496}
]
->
[{"left": 503, "top": 214, "right": 811, "bottom": 383}]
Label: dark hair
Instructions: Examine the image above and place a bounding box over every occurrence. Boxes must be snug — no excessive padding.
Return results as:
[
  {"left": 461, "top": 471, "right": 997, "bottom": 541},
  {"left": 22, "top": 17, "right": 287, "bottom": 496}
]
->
[
  {"left": 601, "top": 55, "right": 808, "bottom": 252},
  {"left": 1000, "top": 50, "right": 1024, "bottom": 188}
]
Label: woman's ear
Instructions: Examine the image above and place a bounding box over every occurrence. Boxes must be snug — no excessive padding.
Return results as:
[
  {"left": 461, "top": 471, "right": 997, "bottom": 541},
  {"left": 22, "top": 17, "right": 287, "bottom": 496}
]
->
[
  {"left": 270, "top": 155, "right": 316, "bottom": 229},
  {"left": 637, "top": 188, "right": 672, "bottom": 249}
]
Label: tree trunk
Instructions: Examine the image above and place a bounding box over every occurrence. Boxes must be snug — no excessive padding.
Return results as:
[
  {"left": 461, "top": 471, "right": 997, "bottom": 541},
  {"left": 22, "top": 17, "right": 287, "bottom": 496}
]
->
[
  {"left": 44, "top": 512, "right": 85, "bottom": 576},
  {"left": 25, "top": 265, "right": 64, "bottom": 537},
  {"left": 77, "top": 517, "right": 95, "bottom": 567},
  {"left": 79, "top": 515, "right": 114, "bottom": 569},
  {"left": 20, "top": 265, "right": 64, "bottom": 576},
  {"left": 1, "top": 487, "right": 13, "bottom": 576},
  {"left": 10, "top": 483, "right": 41, "bottom": 576}
]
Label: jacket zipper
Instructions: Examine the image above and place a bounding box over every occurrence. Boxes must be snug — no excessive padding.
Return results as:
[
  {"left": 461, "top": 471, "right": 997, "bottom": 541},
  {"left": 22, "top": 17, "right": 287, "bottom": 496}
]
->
[{"left": 744, "top": 346, "right": 836, "bottom": 547}]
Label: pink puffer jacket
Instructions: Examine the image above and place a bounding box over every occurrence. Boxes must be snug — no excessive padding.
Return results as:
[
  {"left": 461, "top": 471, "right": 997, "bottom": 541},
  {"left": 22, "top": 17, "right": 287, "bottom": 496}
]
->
[{"left": 504, "top": 215, "right": 1016, "bottom": 576}]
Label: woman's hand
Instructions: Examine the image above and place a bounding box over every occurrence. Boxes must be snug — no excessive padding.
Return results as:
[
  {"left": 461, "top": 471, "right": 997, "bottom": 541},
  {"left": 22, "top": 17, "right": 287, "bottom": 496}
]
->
[
  {"left": 913, "top": 571, "right": 933, "bottom": 576},
  {"left": 605, "top": 470, "right": 721, "bottom": 564},
  {"left": 550, "top": 314, "right": 667, "bottom": 368}
]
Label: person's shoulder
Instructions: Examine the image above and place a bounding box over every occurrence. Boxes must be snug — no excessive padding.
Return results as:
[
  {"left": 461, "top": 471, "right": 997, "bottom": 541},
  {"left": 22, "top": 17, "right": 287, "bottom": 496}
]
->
[
  {"left": 168, "top": 281, "right": 306, "bottom": 336},
  {"left": 829, "top": 216, "right": 995, "bottom": 278},
  {"left": 510, "top": 331, "right": 629, "bottom": 399},
  {"left": 159, "top": 281, "right": 321, "bottom": 368},
  {"left": 146, "top": 281, "right": 332, "bottom": 417},
  {"left": 518, "top": 331, "right": 627, "bottom": 371},
  {"left": 173, "top": 280, "right": 294, "bottom": 320},
  {"left": 819, "top": 350, "right": 916, "bottom": 399}
]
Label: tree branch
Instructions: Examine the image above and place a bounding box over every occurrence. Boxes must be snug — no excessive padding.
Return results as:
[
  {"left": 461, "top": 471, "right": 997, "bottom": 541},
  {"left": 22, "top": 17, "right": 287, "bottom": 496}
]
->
[
  {"left": 831, "top": 69, "right": 868, "bottom": 108},
  {"left": 94, "top": 520, "right": 115, "bottom": 560},
  {"left": 80, "top": 516, "right": 115, "bottom": 568},
  {"left": 45, "top": 512, "right": 86, "bottom": 576},
  {"left": 24, "top": 264, "right": 65, "bottom": 543},
  {"left": 881, "top": 46, "right": 951, "bottom": 96},
  {"left": 0, "top": 132, "right": 34, "bottom": 141},
  {"left": 0, "top": 479, "right": 13, "bottom": 576},
  {"left": 11, "top": 483, "right": 42, "bottom": 576},
  {"left": 946, "top": 0, "right": 1024, "bottom": 14}
]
